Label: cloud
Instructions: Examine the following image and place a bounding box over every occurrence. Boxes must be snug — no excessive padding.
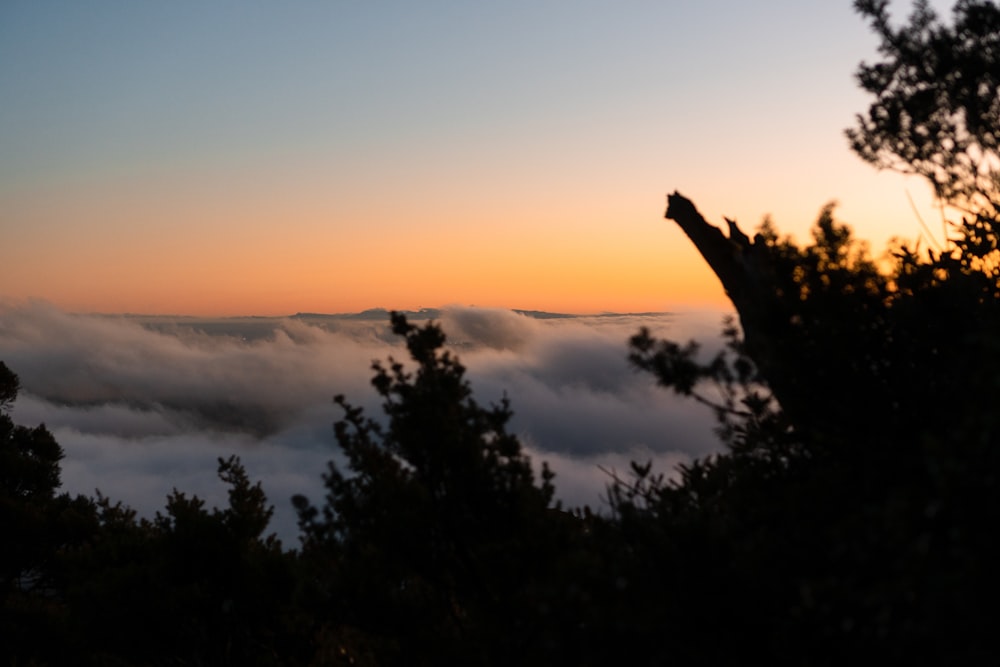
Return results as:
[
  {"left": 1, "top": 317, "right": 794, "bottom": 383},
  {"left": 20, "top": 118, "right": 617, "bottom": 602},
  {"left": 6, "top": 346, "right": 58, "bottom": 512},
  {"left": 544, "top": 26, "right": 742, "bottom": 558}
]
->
[
  {"left": 0, "top": 302, "right": 384, "bottom": 437},
  {"left": 0, "top": 300, "right": 734, "bottom": 543}
]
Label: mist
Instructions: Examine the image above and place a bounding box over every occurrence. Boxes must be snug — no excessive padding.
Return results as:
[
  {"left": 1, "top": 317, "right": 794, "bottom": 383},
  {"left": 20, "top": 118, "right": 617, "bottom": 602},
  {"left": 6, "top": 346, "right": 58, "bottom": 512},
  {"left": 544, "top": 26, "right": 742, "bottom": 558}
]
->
[{"left": 0, "top": 301, "right": 732, "bottom": 543}]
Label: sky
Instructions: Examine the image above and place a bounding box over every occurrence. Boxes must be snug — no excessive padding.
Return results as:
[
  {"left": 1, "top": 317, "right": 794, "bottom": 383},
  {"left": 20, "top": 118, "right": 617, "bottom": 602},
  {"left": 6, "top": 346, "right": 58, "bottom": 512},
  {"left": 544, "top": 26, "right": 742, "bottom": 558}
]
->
[{"left": 0, "top": 0, "right": 957, "bottom": 316}]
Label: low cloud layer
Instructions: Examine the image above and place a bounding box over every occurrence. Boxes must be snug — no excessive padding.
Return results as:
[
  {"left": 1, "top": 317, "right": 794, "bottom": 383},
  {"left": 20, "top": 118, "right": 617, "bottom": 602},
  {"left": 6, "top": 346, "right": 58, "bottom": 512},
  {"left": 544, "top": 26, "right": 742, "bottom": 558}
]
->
[{"left": 1, "top": 301, "right": 732, "bottom": 543}]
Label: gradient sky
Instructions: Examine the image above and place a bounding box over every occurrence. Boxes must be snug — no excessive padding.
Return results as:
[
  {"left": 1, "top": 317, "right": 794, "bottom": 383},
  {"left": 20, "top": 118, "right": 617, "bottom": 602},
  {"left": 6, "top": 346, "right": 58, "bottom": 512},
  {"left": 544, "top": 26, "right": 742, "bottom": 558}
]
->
[{"left": 1, "top": 0, "right": 954, "bottom": 316}]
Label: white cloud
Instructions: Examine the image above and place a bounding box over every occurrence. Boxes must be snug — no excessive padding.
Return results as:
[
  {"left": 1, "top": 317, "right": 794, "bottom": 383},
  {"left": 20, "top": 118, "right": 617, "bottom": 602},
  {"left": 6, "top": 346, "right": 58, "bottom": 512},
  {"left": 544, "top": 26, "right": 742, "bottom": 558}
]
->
[{"left": 1, "top": 301, "right": 734, "bottom": 543}]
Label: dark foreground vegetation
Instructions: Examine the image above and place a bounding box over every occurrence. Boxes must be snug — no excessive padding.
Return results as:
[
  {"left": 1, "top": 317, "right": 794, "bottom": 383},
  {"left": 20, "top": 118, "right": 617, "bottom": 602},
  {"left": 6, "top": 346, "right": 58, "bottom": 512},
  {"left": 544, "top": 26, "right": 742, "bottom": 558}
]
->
[{"left": 4, "top": 1, "right": 1000, "bottom": 664}]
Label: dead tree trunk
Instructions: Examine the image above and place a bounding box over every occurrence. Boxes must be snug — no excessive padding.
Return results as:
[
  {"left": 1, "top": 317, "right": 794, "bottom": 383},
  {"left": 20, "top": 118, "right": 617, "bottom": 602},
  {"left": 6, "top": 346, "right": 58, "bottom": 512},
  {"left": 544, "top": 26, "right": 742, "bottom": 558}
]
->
[{"left": 664, "top": 191, "right": 803, "bottom": 433}]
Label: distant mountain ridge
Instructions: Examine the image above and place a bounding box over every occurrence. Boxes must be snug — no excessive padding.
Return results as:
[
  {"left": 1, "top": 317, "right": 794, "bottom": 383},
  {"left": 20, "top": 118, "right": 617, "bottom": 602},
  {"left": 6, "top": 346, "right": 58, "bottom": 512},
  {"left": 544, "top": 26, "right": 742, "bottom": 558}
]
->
[
  {"left": 290, "top": 308, "right": 670, "bottom": 321},
  {"left": 123, "top": 307, "right": 674, "bottom": 342}
]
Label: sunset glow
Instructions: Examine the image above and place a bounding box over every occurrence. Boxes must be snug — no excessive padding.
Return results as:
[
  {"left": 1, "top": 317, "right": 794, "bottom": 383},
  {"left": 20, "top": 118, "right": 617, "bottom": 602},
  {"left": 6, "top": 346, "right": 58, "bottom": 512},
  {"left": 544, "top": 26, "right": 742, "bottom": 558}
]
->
[{"left": 1, "top": 1, "right": 953, "bottom": 316}]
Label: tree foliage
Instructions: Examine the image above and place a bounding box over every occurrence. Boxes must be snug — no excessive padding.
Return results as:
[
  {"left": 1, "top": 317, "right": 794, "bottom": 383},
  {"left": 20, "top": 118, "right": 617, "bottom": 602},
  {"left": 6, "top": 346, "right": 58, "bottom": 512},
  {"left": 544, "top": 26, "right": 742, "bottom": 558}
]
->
[
  {"left": 622, "top": 2, "right": 1000, "bottom": 661},
  {"left": 848, "top": 0, "right": 1000, "bottom": 212},
  {"left": 293, "top": 312, "right": 572, "bottom": 665},
  {"left": 1, "top": 363, "right": 298, "bottom": 665}
]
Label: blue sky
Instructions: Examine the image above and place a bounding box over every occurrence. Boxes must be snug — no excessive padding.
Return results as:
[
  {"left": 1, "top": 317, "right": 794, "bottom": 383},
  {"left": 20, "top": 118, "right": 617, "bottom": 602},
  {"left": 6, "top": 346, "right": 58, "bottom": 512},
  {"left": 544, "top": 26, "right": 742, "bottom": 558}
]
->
[{"left": 1, "top": 1, "right": 956, "bottom": 315}]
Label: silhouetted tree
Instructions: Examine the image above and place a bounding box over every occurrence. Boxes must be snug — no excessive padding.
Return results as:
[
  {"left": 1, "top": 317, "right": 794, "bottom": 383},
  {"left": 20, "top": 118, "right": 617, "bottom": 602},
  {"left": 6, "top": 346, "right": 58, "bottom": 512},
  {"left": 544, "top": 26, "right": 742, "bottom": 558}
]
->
[
  {"left": 0, "top": 362, "right": 63, "bottom": 511},
  {"left": 848, "top": 0, "right": 1000, "bottom": 214},
  {"left": 622, "top": 2, "right": 1000, "bottom": 662},
  {"left": 293, "top": 313, "right": 582, "bottom": 665},
  {"left": 50, "top": 456, "right": 298, "bottom": 666},
  {"left": 0, "top": 361, "right": 100, "bottom": 662},
  {"left": 1, "top": 360, "right": 300, "bottom": 665}
]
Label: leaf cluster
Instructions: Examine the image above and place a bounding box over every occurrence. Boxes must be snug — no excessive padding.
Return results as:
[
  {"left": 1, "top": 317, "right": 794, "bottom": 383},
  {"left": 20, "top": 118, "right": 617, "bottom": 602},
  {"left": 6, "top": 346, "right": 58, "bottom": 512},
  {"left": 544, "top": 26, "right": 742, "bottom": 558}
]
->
[
  {"left": 1, "top": 363, "right": 298, "bottom": 666},
  {"left": 292, "top": 313, "right": 572, "bottom": 665},
  {"left": 849, "top": 0, "right": 1000, "bottom": 212}
]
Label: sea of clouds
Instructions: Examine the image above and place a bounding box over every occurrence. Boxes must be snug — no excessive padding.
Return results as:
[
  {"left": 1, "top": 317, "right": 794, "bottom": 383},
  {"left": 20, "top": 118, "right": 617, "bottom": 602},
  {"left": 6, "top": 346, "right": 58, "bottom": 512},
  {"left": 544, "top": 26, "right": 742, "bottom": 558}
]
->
[{"left": 0, "top": 301, "right": 734, "bottom": 544}]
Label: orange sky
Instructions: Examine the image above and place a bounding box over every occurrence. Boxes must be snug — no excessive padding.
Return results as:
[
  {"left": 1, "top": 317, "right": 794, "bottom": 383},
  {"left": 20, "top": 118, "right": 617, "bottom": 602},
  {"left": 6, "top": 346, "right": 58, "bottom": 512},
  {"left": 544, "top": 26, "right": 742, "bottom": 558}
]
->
[{"left": 0, "top": 1, "right": 950, "bottom": 316}]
